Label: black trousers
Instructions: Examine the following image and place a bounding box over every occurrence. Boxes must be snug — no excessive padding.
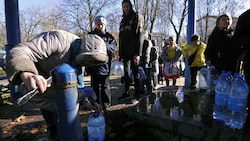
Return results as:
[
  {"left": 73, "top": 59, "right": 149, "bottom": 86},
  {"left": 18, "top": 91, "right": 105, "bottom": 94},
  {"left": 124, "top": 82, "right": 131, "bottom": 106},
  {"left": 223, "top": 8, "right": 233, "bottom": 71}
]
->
[
  {"left": 123, "top": 59, "right": 140, "bottom": 95},
  {"left": 189, "top": 66, "right": 203, "bottom": 87},
  {"left": 142, "top": 64, "right": 152, "bottom": 93},
  {"left": 90, "top": 74, "right": 111, "bottom": 105}
]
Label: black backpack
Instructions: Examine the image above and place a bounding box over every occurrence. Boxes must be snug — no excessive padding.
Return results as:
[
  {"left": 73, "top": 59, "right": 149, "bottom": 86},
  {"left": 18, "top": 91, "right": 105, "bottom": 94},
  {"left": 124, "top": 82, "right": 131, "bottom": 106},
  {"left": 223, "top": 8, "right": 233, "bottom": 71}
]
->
[{"left": 150, "top": 46, "right": 158, "bottom": 63}]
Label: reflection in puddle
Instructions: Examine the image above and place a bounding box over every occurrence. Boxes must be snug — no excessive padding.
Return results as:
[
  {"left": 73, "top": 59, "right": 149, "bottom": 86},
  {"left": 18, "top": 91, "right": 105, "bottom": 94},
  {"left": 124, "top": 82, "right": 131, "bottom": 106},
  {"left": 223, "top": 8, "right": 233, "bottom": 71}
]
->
[
  {"left": 170, "top": 107, "right": 184, "bottom": 120},
  {"left": 137, "top": 88, "right": 215, "bottom": 126}
]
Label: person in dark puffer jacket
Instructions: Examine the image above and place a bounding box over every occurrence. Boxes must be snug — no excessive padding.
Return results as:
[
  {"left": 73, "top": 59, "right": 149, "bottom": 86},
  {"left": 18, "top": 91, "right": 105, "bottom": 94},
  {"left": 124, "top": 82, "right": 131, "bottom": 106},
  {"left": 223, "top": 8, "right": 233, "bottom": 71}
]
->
[
  {"left": 87, "top": 15, "right": 117, "bottom": 110},
  {"left": 233, "top": 9, "right": 250, "bottom": 117}
]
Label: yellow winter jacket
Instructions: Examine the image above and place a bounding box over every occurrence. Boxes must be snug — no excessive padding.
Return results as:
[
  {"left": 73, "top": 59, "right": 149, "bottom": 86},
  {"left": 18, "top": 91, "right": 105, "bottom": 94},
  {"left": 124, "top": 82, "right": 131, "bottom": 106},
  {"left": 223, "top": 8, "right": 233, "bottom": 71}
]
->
[{"left": 182, "top": 42, "right": 206, "bottom": 67}]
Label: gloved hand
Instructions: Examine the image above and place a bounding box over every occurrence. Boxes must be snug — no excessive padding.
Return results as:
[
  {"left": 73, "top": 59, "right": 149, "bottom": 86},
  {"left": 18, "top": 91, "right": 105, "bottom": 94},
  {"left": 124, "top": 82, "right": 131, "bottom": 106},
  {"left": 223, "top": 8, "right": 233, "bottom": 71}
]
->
[
  {"left": 92, "top": 102, "right": 103, "bottom": 112},
  {"left": 88, "top": 96, "right": 102, "bottom": 112}
]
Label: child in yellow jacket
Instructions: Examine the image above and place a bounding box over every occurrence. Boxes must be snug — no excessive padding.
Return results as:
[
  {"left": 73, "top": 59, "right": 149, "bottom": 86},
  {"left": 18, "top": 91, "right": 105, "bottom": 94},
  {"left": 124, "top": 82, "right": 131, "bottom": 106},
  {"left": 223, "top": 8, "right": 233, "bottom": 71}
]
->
[{"left": 182, "top": 34, "right": 206, "bottom": 89}]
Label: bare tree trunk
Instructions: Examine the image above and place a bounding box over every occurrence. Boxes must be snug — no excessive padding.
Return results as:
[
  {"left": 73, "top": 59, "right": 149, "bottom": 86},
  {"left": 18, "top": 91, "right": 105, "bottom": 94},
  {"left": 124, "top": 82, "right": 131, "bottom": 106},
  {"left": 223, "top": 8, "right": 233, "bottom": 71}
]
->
[
  {"left": 149, "top": 0, "right": 160, "bottom": 33},
  {"left": 166, "top": 0, "right": 188, "bottom": 43}
]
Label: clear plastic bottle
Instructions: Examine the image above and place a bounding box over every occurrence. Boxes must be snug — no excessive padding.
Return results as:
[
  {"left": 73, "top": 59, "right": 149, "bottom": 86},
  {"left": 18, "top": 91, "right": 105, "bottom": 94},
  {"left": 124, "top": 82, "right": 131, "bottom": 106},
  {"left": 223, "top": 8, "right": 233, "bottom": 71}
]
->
[
  {"left": 87, "top": 112, "right": 106, "bottom": 141},
  {"left": 199, "top": 65, "right": 217, "bottom": 93},
  {"left": 199, "top": 67, "right": 209, "bottom": 90},
  {"left": 225, "top": 74, "right": 249, "bottom": 129},
  {"left": 213, "top": 72, "right": 230, "bottom": 121}
]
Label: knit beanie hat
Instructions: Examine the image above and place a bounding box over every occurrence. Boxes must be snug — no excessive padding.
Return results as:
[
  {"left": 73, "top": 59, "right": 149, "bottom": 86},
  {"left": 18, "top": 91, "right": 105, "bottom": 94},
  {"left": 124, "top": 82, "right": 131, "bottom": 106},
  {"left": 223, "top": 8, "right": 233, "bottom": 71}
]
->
[
  {"left": 94, "top": 15, "right": 107, "bottom": 25},
  {"left": 122, "top": 0, "right": 132, "bottom": 6}
]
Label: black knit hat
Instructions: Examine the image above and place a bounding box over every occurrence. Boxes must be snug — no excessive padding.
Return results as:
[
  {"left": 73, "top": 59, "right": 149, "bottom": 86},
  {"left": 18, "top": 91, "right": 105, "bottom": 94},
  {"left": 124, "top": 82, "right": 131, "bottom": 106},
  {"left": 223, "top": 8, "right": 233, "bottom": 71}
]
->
[
  {"left": 122, "top": 0, "right": 132, "bottom": 7},
  {"left": 190, "top": 34, "right": 200, "bottom": 42}
]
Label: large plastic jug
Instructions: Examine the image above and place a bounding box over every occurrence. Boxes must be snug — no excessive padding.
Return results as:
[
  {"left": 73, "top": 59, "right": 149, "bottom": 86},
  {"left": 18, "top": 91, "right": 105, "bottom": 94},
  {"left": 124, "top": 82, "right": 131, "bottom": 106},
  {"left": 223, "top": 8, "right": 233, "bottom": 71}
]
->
[
  {"left": 225, "top": 74, "right": 249, "bottom": 129},
  {"left": 213, "top": 72, "right": 231, "bottom": 121},
  {"left": 87, "top": 112, "right": 106, "bottom": 141}
]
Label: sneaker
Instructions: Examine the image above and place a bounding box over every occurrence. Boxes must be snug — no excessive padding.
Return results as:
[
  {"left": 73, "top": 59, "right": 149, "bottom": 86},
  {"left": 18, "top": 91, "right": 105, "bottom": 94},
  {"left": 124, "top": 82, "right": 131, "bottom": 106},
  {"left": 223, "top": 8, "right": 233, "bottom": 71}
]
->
[
  {"left": 153, "top": 86, "right": 158, "bottom": 91},
  {"left": 118, "top": 92, "right": 130, "bottom": 100},
  {"left": 104, "top": 103, "right": 111, "bottom": 108},
  {"left": 103, "top": 103, "right": 111, "bottom": 111},
  {"left": 131, "top": 98, "right": 139, "bottom": 104}
]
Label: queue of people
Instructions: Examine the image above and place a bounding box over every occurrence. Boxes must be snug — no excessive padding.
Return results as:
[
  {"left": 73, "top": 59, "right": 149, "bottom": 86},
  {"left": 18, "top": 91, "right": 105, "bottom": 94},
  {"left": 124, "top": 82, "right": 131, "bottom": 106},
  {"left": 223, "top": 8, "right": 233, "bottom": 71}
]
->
[
  {"left": 4, "top": 0, "right": 250, "bottom": 139},
  {"left": 115, "top": 6, "right": 250, "bottom": 108}
]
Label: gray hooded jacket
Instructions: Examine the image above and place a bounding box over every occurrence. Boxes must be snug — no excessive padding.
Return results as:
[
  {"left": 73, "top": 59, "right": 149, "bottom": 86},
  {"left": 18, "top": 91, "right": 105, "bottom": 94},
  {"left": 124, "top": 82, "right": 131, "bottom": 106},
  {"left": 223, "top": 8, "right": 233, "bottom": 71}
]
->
[{"left": 6, "top": 30, "right": 108, "bottom": 112}]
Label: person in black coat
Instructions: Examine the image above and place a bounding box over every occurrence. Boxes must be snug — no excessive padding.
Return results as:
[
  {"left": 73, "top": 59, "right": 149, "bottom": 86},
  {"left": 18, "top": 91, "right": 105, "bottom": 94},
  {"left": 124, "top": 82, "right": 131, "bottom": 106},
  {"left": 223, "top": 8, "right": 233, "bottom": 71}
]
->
[
  {"left": 205, "top": 13, "right": 239, "bottom": 74},
  {"left": 140, "top": 33, "right": 153, "bottom": 94},
  {"left": 233, "top": 9, "right": 250, "bottom": 109},
  {"left": 87, "top": 15, "right": 117, "bottom": 110},
  {"left": 118, "top": 0, "right": 144, "bottom": 100}
]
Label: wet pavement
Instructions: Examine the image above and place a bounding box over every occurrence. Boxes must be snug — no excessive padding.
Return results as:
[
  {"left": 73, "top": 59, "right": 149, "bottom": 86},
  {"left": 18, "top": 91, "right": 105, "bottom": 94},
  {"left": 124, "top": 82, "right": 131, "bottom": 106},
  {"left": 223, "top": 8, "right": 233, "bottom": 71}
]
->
[{"left": 129, "top": 90, "right": 250, "bottom": 141}]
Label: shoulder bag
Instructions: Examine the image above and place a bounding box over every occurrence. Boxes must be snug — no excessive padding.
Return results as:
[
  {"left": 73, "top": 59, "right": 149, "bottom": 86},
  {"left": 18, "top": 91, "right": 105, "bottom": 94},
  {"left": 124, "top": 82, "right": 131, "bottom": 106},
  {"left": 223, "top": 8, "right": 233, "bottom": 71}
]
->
[{"left": 188, "top": 45, "right": 200, "bottom": 66}]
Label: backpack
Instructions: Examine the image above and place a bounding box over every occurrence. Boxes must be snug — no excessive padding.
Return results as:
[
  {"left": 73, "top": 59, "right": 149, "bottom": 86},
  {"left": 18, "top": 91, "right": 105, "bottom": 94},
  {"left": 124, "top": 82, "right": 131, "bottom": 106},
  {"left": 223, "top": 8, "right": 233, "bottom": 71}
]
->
[{"left": 150, "top": 46, "right": 158, "bottom": 63}]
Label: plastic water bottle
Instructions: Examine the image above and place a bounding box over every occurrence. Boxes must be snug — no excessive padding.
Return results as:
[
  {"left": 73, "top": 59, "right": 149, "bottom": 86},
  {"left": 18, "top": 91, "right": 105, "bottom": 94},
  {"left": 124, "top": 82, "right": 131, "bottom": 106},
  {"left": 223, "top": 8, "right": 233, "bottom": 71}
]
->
[
  {"left": 110, "top": 61, "right": 124, "bottom": 76},
  {"left": 87, "top": 112, "right": 106, "bottom": 141},
  {"left": 199, "top": 67, "right": 209, "bottom": 90},
  {"left": 225, "top": 74, "right": 249, "bottom": 129},
  {"left": 213, "top": 72, "right": 230, "bottom": 121},
  {"left": 199, "top": 65, "right": 217, "bottom": 92}
]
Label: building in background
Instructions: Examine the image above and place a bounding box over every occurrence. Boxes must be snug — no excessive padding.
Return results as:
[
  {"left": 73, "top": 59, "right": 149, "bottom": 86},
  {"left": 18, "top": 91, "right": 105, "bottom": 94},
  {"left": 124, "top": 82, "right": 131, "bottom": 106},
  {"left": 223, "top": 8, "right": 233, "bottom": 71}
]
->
[{"left": 151, "top": 33, "right": 165, "bottom": 49}]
